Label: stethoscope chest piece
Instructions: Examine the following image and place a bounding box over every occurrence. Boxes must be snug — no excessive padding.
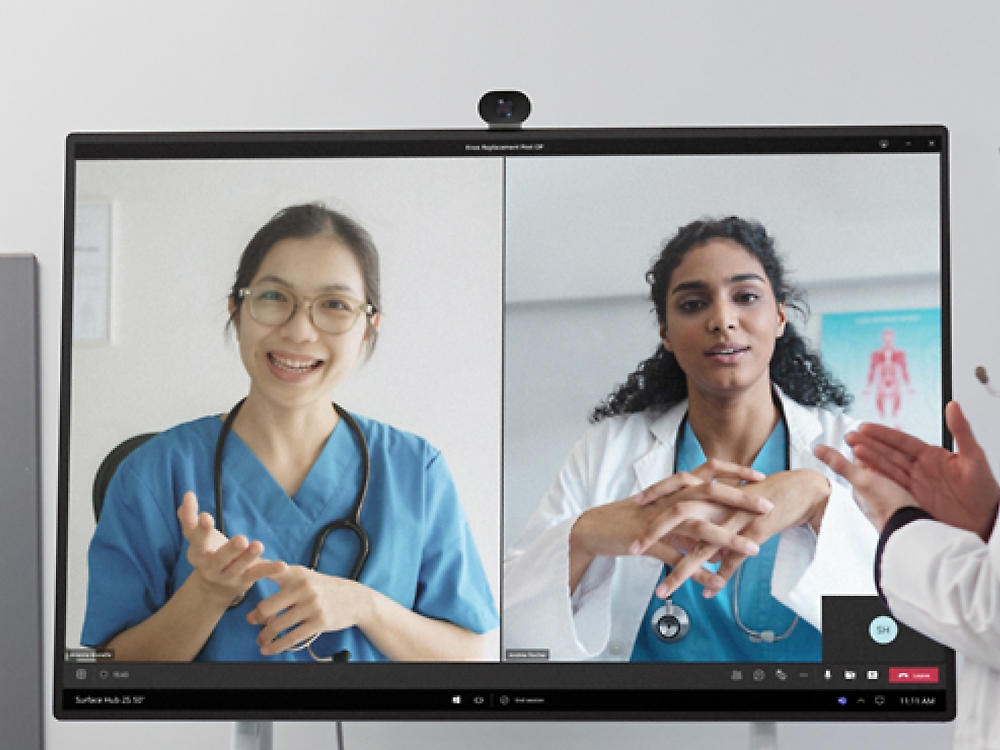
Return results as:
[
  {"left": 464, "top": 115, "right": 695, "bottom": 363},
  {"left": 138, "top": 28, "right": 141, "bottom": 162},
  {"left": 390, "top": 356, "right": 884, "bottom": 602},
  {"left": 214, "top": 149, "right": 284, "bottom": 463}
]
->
[{"left": 651, "top": 598, "right": 690, "bottom": 643}]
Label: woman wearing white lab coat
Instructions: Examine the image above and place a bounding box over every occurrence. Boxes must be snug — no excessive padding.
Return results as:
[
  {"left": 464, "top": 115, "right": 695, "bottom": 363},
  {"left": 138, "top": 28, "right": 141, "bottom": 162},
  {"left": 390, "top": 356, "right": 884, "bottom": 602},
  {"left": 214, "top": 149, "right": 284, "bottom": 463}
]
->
[{"left": 504, "top": 217, "right": 878, "bottom": 662}]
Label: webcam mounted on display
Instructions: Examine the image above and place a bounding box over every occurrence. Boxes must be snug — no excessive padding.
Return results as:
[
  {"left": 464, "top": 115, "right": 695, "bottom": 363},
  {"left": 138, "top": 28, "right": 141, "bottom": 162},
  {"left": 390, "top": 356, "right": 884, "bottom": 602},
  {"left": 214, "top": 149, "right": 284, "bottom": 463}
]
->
[{"left": 479, "top": 91, "right": 531, "bottom": 129}]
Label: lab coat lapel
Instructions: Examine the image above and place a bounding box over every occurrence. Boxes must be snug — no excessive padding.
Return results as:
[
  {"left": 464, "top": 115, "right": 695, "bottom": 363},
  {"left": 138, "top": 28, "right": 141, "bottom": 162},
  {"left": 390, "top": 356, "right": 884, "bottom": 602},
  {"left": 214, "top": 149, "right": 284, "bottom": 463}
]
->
[
  {"left": 631, "top": 401, "right": 688, "bottom": 492},
  {"left": 778, "top": 389, "right": 824, "bottom": 470}
]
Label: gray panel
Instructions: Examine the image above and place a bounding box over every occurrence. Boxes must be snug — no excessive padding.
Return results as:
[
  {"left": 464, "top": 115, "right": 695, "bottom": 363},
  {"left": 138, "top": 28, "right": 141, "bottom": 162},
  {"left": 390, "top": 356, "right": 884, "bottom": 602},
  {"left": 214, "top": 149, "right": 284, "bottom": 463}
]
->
[{"left": 0, "top": 255, "right": 43, "bottom": 748}]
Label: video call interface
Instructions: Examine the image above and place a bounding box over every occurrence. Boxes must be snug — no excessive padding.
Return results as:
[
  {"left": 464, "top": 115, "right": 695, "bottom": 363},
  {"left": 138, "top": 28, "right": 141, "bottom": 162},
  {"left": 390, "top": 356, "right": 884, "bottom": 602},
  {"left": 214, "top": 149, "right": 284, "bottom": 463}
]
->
[{"left": 57, "top": 129, "right": 953, "bottom": 719}]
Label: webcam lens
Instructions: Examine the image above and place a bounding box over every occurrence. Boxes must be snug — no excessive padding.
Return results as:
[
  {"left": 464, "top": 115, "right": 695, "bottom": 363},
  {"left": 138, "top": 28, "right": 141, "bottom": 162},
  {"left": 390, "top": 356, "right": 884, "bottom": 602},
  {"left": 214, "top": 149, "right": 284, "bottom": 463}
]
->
[
  {"left": 496, "top": 99, "right": 515, "bottom": 118},
  {"left": 478, "top": 91, "right": 530, "bottom": 127}
]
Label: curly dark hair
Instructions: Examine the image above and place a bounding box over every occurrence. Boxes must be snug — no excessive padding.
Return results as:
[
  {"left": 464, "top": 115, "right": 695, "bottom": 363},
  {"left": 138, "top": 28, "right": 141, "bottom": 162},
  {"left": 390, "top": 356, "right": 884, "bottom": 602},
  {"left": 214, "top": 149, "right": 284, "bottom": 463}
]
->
[{"left": 591, "top": 216, "right": 851, "bottom": 421}]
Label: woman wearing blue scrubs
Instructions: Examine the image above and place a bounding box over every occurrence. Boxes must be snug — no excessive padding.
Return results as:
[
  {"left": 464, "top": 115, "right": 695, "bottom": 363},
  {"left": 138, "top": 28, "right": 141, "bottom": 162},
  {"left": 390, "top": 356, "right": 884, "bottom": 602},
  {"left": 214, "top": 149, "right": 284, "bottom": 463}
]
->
[
  {"left": 504, "top": 217, "right": 877, "bottom": 662},
  {"left": 83, "top": 204, "right": 499, "bottom": 662}
]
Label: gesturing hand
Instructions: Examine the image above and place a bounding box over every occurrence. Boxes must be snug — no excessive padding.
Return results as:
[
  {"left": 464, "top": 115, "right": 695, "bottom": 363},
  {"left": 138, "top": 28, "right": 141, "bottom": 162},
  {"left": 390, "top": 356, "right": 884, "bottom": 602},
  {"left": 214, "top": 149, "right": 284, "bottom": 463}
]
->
[
  {"left": 844, "top": 401, "right": 1000, "bottom": 540},
  {"left": 247, "top": 566, "right": 370, "bottom": 656},
  {"left": 814, "top": 445, "right": 918, "bottom": 533},
  {"left": 177, "top": 491, "right": 286, "bottom": 607}
]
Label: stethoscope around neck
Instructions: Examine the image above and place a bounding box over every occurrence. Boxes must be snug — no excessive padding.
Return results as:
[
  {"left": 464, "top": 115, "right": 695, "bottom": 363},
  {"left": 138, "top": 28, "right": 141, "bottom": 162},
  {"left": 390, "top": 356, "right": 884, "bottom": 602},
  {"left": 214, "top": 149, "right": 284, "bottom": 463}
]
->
[
  {"left": 215, "top": 397, "right": 371, "bottom": 662},
  {"left": 650, "top": 396, "right": 797, "bottom": 646}
]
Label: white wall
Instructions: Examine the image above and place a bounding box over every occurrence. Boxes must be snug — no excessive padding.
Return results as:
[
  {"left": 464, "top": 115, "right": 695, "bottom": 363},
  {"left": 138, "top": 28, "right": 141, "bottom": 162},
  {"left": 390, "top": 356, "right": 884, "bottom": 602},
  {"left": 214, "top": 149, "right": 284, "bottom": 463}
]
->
[
  {"left": 505, "top": 154, "right": 940, "bottom": 302},
  {"left": 4, "top": 1, "right": 998, "bottom": 748},
  {"left": 66, "top": 158, "right": 503, "bottom": 657}
]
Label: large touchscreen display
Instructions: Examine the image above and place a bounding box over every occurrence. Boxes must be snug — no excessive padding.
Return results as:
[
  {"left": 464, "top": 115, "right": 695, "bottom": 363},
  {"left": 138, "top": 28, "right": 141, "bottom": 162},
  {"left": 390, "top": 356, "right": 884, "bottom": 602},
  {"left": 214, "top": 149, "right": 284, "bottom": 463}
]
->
[{"left": 57, "top": 128, "right": 952, "bottom": 720}]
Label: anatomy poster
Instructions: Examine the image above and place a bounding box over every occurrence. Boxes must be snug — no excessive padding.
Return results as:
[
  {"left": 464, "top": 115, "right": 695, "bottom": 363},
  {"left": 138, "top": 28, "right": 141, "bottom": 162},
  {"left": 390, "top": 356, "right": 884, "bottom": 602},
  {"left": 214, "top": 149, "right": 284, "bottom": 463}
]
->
[{"left": 820, "top": 308, "right": 942, "bottom": 445}]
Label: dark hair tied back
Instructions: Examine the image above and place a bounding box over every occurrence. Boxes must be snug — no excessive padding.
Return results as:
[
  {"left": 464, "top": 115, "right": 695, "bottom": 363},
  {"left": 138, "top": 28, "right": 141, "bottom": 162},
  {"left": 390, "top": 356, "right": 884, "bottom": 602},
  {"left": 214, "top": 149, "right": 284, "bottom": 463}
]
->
[{"left": 228, "top": 203, "right": 381, "bottom": 358}]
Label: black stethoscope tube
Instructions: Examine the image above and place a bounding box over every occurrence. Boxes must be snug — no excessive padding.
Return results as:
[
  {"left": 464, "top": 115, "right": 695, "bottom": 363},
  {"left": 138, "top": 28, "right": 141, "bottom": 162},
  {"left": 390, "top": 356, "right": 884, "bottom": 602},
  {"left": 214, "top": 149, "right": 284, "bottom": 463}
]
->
[
  {"left": 214, "top": 398, "right": 371, "bottom": 660},
  {"left": 307, "top": 406, "right": 371, "bottom": 577}
]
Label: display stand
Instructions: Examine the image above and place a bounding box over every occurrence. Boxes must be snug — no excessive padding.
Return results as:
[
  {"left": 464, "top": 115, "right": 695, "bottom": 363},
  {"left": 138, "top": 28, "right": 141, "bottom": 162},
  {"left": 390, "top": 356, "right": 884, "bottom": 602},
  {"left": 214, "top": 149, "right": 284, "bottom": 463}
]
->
[
  {"left": 232, "top": 722, "right": 272, "bottom": 750},
  {"left": 230, "top": 721, "right": 346, "bottom": 749},
  {"left": 229, "top": 719, "right": 772, "bottom": 748},
  {"left": 750, "top": 721, "right": 778, "bottom": 750}
]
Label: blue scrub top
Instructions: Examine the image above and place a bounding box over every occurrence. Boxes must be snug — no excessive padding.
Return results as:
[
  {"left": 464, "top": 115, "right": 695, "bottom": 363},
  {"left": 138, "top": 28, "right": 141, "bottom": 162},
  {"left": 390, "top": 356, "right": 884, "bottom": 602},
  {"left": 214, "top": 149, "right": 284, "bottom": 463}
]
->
[
  {"left": 82, "top": 413, "right": 499, "bottom": 661},
  {"left": 630, "top": 418, "right": 821, "bottom": 662}
]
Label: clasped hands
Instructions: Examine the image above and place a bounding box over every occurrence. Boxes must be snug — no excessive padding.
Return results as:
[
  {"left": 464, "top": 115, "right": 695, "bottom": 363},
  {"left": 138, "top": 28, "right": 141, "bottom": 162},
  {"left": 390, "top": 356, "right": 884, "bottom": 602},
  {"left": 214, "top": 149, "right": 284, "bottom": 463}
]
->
[
  {"left": 177, "top": 491, "right": 365, "bottom": 656},
  {"left": 570, "top": 460, "right": 830, "bottom": 601}
]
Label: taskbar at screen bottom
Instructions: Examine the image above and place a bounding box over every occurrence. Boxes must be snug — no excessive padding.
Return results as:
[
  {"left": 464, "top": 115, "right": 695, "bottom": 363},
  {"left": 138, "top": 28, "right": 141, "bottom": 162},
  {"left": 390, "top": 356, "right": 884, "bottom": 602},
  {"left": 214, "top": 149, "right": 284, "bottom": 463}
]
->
[{"left": 60, "top": 688, "right": 949, "bottom": 720}]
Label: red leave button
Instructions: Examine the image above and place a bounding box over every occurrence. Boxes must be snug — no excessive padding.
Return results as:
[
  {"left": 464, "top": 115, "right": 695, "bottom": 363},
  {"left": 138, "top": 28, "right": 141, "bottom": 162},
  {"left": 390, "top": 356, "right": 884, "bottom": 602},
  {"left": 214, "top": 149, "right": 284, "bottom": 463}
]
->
[{"left": 890, "top": 667, "right": 939, "bottom": 684}]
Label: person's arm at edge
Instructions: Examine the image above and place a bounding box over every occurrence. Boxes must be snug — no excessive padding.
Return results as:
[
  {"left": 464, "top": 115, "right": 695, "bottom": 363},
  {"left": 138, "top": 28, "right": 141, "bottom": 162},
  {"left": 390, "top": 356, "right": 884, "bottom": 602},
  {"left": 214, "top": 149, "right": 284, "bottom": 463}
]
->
[
  {"left": 503, "top": 423, "right": 619, "bottom": 660},
  {"left": 877, "top": 506, "right": 1000, "bottom": 670}
]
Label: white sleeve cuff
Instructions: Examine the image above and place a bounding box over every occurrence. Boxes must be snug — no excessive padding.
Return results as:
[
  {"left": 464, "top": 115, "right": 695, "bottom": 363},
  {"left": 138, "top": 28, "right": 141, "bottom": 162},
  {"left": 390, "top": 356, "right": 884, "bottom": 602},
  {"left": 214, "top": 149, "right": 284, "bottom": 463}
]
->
[
  {"left": 503, "top": 516, "right": 615, "bottom": 660},
  {"left": 773, "top": 483, "right": 878, "bottom": 631}
]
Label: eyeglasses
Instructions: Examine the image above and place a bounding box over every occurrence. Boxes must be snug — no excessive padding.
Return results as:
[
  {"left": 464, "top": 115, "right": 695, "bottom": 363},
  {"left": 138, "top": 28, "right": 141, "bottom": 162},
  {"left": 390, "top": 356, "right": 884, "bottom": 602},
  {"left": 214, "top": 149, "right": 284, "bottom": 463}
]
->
[{"left": 238, "top": 284, "right": 377, "bottom": 334}]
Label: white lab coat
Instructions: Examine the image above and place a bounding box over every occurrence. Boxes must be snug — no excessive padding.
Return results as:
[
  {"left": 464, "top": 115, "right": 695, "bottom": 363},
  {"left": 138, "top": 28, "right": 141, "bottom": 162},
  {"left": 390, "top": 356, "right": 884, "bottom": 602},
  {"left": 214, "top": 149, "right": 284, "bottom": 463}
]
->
[
  {"left": 503, "top": 386, "right": 878, "bottom": 661},
  {"left": 880, "top": 512, "right": 1000, "bottom": 749}
]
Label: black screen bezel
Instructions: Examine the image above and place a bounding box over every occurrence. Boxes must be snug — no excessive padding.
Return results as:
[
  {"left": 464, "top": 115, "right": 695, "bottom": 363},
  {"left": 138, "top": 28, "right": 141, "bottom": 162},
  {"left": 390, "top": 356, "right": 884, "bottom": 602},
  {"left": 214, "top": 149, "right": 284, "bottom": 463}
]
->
[{"left": 56, "top": 125, "right": 955, "bottom": 721}]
